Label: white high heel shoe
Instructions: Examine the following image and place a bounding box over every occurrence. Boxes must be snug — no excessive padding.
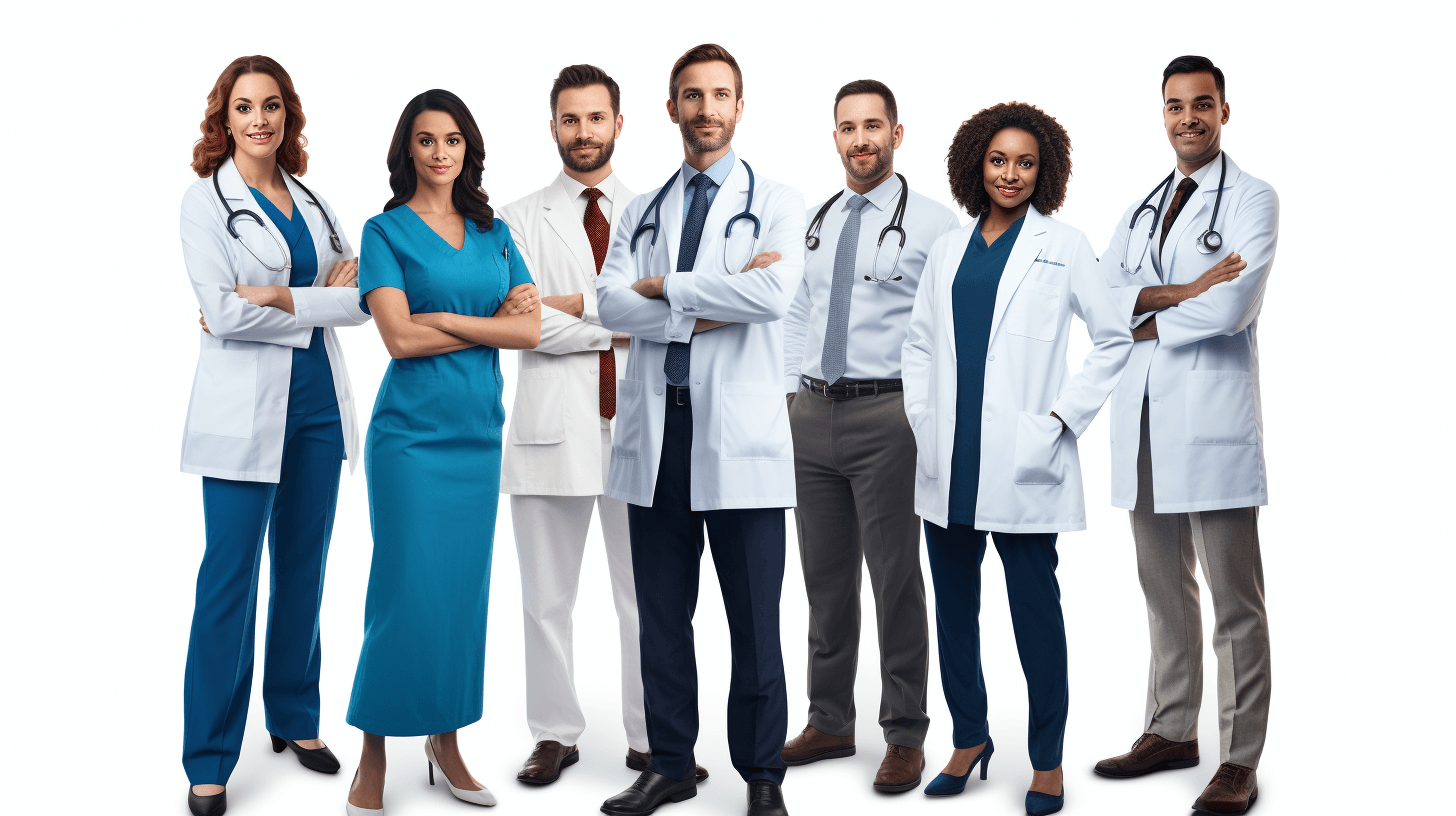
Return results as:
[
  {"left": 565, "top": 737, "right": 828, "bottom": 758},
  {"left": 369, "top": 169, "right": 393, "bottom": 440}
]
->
[{"left": 425, "top": 736, "right": 497, "bottom": 806}]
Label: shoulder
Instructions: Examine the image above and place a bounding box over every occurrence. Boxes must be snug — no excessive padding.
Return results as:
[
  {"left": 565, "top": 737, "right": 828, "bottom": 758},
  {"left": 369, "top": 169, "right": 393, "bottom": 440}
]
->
[
  {"left": 1234, "top": 169, "right": 1277, "bottom": 206},
  {"left": 499, "top": 185, "right": 553, "bottom": 222},
  {"left": 906, "top": 190, "right": 960, "bottom": 226},
  {"left": 181, "top": 176, "right": 218, "bottom": 212},
  {"left": 1036, "top": 212, "right": 1088, "bottom": 243},
  {"left": 362, "top": 209, "right": 406, "bottom": 240}
]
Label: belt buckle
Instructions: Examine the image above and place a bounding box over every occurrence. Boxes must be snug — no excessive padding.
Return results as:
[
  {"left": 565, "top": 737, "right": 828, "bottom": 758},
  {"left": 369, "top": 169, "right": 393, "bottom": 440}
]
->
[{"left": 673, "top": 385, "right": 690, "bottom": 406}]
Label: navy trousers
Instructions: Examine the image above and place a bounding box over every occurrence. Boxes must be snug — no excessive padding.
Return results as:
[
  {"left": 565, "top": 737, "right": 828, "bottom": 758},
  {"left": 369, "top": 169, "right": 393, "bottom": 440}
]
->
[
  {"left": 627, "top": 389, "right": 789, "bottom": 785},
  {"left": 923, "top": 521, "right": 1067, "bottom": 771},
  {"left": 182, "top": 395, "right": 343, "bottom": 785}
]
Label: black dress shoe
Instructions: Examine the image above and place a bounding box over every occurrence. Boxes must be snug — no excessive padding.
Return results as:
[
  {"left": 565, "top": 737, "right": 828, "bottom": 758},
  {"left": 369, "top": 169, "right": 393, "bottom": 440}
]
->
[
  {"left": 747, "top": 781, "right": 789, "bottom": 816},
  {"left": 601, "top": 770, "right": 697, "bottom": 815},
  {"left": 187, "top": 787, "right": 227, "bottom": 816},
  {"left": 627, "top": 748, "right": 710, "bottom": 782},
  {"left": 270, "top": 733, "right": 341, "bottom": 774}
]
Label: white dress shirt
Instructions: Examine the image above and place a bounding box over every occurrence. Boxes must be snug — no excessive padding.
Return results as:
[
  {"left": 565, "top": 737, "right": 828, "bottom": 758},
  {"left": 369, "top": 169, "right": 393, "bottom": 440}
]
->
[
  {"left": 783, "top": 173, "right": 961, "bottom": 391},
  {"left": 559, "top": 170, "right": 618, "bottom": 229}
]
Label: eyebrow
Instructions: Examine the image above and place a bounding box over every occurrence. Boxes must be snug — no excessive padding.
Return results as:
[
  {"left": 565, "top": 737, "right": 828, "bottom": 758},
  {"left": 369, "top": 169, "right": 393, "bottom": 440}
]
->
[
  {"left": 989, "top": 149, "right": 1037, "bottom": 159},
  {"left": 681, "top": 86, "right": 734, "bottom": 95},
  {"left": 232, "top": 95, "right": 281, "bottom": 104},
  {"left": 560, "top": 110, "right": 611, "bottom": 119},
  {"left": 839, "top": 117, "right": 886, "bottom": 127},
  {"left": 1165, "top": 94, "right": 1217, "bottom": 104},
  {"left": 415, "top": 131, "right": 464, "bottom": 138}
]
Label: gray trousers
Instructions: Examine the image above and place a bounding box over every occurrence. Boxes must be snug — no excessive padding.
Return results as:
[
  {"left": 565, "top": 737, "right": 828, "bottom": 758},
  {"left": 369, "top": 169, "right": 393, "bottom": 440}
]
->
[
  {"left": 1132, "top": 399, "right": 1271, "bottom": 768},
  {"left": 788, "top": 386, "right": 930, "bottom": 748}
]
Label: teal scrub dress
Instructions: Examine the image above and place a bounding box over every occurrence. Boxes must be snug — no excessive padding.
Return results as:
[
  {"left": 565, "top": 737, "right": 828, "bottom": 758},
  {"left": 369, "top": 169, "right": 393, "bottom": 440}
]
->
[{"left": 346, "top": 207, "right": 531, "bottom": 736}]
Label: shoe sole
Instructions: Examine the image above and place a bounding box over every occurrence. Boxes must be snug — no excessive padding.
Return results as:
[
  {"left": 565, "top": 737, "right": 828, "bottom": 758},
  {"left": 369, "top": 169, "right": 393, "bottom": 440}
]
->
[
  {"left": 1191, "top": 788, "right": 1257, "bottom": 814},
  {"left": 1092, "top": 756, "right": 1199, "bottom": 779},
  {"left": 783, "top": 746, "right": 857, "bottom": 766},
  {"left": 518, "top": 750, "right": 580, "bottom": 785},
  {"left": 873, "top": 776, "right": 923, "bottom": 793},
  {"left": 600, "top": 783, "right": 697, "bottom": 816}
]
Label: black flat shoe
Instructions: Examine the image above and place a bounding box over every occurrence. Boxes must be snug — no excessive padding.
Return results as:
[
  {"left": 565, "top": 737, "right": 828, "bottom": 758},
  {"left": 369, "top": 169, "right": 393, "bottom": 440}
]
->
[
  {"left": 188, "top": 787, "right": 227, "bottom": 816},
  {"left": 747, "top": 781, "right": 789, "bottom": 816},
  {"left": 601, "top": 770, "right": 697, "bottom": 815},
  {"left": 271, "top": 733, "right": 341, "bottom": 774}
]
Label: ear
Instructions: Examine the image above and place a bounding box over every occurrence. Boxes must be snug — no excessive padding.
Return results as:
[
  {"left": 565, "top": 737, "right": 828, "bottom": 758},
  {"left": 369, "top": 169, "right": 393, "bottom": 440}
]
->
[
  {"left": 1221, "top": 102, "right": 1231, "bottom": 125},
  {"left": 891, "top": 123, "right": 905, "bottom": 150},
  {"left": 549, "top": 118, "right": 557, "bottom": 142},
  {"left": 614, "top": 113, "right": 624, "bottom": 139},
  {"left": 734, "top": 96, "right": 744, "bottom": 123},
  {"left": 667, "top": 97, "right": 679, "bottom": 124}
]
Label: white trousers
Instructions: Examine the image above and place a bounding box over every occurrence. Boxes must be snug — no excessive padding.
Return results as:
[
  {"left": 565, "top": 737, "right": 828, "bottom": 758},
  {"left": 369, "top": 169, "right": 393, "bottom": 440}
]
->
[{"left": 510, "top": 426, "right": 647, "bottom": 750}]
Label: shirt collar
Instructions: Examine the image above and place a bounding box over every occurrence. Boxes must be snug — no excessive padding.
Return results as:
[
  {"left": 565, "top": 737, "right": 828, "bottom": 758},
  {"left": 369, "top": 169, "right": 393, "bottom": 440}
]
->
[
  {"left": 682, "top": 149, "right": 736, "bottom": 189},
  {"left": 842, "top": 172, "right": 902, "bottom": 212},
  {"left": 558, "top": 170, "right": 616, "bottom": 203},
  {"left": 1177, "top": 151, "right": 1223, "bottom": 189}
]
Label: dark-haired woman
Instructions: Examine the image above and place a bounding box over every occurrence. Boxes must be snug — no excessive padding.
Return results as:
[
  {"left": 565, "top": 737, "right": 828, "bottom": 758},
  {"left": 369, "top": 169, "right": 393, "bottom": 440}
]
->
[
  {"left": 344, "top": 90, "right": 540, "bottom": 814},
  {"left": 901, "top": 103, "right": 1133, "bottom": 815},
  {"left": 179, "top": 55, "right": 371, "bottom": 816}
]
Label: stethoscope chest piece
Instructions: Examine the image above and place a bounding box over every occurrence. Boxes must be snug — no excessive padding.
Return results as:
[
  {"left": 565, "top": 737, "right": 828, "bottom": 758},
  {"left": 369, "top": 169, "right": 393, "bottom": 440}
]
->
[{"left": 1196, "top": 227, "right": 1222, "bottom": 254}]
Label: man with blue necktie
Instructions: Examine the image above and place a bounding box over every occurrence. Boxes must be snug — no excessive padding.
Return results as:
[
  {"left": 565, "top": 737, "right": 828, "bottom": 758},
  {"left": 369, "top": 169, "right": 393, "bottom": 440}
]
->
[{"left": 595, "top": 43, "right": 806, "bottom": 816}]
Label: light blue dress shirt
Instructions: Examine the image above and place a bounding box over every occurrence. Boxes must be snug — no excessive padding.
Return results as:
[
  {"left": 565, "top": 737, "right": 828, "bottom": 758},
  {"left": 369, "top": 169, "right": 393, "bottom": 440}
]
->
[{"left": 680, "top": 149, "right": 736, "bottom": 226}]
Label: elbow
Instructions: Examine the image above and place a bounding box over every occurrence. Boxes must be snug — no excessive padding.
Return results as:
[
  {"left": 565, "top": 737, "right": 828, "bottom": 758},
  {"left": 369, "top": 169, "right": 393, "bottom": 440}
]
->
[{"left": 521, "top": 326, "right": 541, "bottom": 350}]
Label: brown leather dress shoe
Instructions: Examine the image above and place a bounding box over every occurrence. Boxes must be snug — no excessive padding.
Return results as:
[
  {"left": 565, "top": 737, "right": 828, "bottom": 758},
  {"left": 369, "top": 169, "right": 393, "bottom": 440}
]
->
[
  {"left": 872, "top": 744, "right": 924, "bottom": 792},
  {"left": 1093, "top": 733, "right": 1199, "bottom": 778},
  {"left": 626, "top": 748, "right": 709, "bottom": 782},
  {"left": 517, "top": 740, "right": 579, "bottom": 785},
  {"left": 1193, "top": 763, "right": 1257, "bottom": 814},
  {"left": 781, "top": 725, "right": 856, "bottom": 766}
]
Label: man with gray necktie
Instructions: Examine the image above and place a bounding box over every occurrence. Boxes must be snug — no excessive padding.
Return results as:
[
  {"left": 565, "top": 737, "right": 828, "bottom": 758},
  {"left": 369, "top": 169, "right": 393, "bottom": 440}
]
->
[{"left": 780, "top": 80, "right": 960, "bottom": 793}]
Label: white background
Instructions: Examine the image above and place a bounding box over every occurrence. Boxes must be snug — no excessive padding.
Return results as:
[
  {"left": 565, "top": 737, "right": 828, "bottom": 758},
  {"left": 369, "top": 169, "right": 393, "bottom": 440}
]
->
[{"left": 1, "top": 2, "right": 1448, "bottom": 814}]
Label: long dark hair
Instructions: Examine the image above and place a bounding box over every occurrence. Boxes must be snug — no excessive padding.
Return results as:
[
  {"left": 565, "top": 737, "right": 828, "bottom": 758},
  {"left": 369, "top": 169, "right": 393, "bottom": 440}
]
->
[{"left": 385, "top": 89, "right": 494, "bottom": 231}]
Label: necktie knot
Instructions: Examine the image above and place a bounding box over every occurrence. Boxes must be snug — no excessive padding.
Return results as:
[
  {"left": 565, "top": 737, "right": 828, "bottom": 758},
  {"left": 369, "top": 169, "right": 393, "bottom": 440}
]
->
[
  {"left": 583, "top": 186, "right": 604, "bottom": 202},
  {"left": 689, "top": 172, "right": 712, "bottom": 192},
  {"left": 846, "top": 194, "right": 870, "bottom": 213}
]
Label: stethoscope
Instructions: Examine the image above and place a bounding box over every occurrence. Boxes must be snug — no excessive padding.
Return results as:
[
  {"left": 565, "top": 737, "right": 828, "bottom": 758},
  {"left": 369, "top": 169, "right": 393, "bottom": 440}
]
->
[
  {"left": 630, "top": 160, "right": 760, "bottom": 274},
  {"left": 213, "top": 170, "right": 343, "bottom": 272},
  {"left": 1120, "top": 152, "right": 1226, "bottom": 276},
  {"left": 805, "top": 173, "right": 909, "bottom": 284}
]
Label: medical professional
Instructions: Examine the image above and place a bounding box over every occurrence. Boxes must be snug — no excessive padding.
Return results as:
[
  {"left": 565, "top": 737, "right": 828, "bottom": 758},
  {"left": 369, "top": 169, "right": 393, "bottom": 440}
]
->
[
  {"left": 343, "top": 89, "right": 541, "bottom": 815},
  {"left": 1091, "top": 56, "right": 1277, "bottom": 816},
  {"left": 780, "top": 79, "right": 958, "bottom": 793},
  {"left": 179, "top": 55, "right": 370, "bottom": 816},
  {"left": 902, "top": 103, "right": 1133, "bottom": 816},
  {"left": 499, "top": 64, "right": 708, "bottom": 787},
  {"left": 595, "top": 44, "right": 805, "bottom": 816}
]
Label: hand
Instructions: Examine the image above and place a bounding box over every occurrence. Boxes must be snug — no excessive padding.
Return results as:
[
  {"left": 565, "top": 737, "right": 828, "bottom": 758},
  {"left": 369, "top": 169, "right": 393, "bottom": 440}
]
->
[
  {"left": 692, "top": 319, "right": 732, "bottom": 333},
  {"left": 1133, "top": 315, "right": 1158, "bottom": 341},
  {"left": 1050, "top": 411, "right": 1067, "bottom": 432},
  {"left": 738, "top": 251, "right": 782, "bottom": 274},
  {"left": 611, "top": 332, "right": 631, "bottom": 348},
  {"left": 325, "top": 258, "right": 359, "bottom": 287},
  {"left": 496, "top": 283, "right": 539, "bottom": 316},
  {"left": 1182, "top": 253, "right": 1244, "bottom": 299},
  {"left": 234, "top": 284, "right": 278, "bottom": 308},
  {"left": 198, "top": 310, "right": 210, "bottom": 334},
  {"left": 631, "top": 276, "right": 666, "bottom": 299},
  {"left": 541, "top": 293, "right": 584, "bottom": 318}
]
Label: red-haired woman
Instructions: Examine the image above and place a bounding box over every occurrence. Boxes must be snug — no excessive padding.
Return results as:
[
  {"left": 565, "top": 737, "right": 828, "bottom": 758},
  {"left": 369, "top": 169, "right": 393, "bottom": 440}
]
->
[{"left": 178, "top": 55, "right": 371, "bottom": 816}]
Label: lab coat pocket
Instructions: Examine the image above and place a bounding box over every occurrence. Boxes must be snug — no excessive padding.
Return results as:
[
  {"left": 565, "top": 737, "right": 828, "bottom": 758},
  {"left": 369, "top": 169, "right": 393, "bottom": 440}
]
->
[
  {"left": 1003, "top": 281, "right": 1060, "bottom": 342},
  {"left": 611, "top": 379, "right": 645, "bottom": 460},
  {"left": 1185, "top": 371, "right": 1257, "bottom": 445},
  {"left": 908, "top": 407, "right": 938, "bottom": 479},
  {"left": 188, "top": 348, "right": 258, "bottom": 439},
  {"left": 509, "top": 369, "right": 566, "bottom": 445},
  {"left": 1011, "top": 411, "right": 1067, "bottom": 485},
  {"left": 720, "top": 383, "right": 793, "bottom": 460}
]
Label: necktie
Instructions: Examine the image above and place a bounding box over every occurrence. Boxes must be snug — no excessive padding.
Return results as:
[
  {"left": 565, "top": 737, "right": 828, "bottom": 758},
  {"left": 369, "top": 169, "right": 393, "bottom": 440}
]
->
[
  {"left": 1160, "top": 177, "right": 1199, "bottom": 253},
  {"left": 664, "top": 173, "right": 712, "bottom": 385},
  {"left": 819, "top": 194, "right": 870, "bottom": 385},
  {"left": 583, "top": 187, "right": 615, "bottom": 420}
]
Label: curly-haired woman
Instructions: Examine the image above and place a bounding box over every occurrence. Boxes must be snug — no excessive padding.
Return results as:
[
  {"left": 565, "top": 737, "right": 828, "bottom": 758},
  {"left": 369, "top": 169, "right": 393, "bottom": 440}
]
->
[
  {"left": 179, "top": 55, "right": 372, "bottom": 816},
  {"left": 901, "top": 103, "right": 1134, "bottom": 814}
]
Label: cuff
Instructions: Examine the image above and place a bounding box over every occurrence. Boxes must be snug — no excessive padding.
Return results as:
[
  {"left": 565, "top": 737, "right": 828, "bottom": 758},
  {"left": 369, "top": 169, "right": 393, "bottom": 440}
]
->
[
  {"left": 1049, "top": 400, "right": 1090, "bottom": 439},
  {"left": 663, "top": 309, "right": 694, "bottom": 343},
  {"left": 784, "top": 374, "right": 801, "bottom": 393},
  {"left": 663, "top": 272, "right": 703, "bottom": 314}
]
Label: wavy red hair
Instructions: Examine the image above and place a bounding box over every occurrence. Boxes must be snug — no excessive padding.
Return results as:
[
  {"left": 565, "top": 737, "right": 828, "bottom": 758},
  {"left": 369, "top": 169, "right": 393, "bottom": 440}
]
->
[{"left": 191, "top": 56, "right": 308, "bottom": 177}]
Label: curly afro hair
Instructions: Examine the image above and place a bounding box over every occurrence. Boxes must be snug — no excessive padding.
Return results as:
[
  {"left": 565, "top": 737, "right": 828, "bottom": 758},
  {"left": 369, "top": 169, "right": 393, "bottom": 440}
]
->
[{"left": 946, "top": 102, "right": 1072, "bottom": 218}]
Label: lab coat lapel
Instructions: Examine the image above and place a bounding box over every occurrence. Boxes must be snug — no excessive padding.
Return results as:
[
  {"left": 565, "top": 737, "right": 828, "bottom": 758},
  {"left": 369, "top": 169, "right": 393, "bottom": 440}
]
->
[
  {"left": 940, "top": 229, "right": 973, "bottom": 362},
  {"left": 694, "top": 159, "right": 749, "bottom": 273},
  {"left": 217, "top": 157, "right": 291, "bottom": 284},
  {"left": 988, "top": 208, "right": 1050, "bottom": 341},
  {"left": 659, "top": 169, "right": 685, "bottom": 277},
  {"left": 542, "top": 180, "right": 600, "bottom": 286},
  {"left": 281, "top": 172, "right": 333, "bottom": 287}
]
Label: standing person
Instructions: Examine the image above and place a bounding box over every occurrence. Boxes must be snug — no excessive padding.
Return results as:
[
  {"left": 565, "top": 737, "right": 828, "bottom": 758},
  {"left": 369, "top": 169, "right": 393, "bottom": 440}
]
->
[
  {"left": 499, "top": 64, "right": 709, "bottom": 787},
  {"left": 179, "top": 55, "right": 371, "bottom": 816},
  {"left": 902, "top": 103, "right": 1134, "bottom": 816},
  {"left": 779, "top": 79, "right": 959, "bottom": 793},
  {"left": 1092, "top": 55, "right": 1277, "bottom": 816},
  {"left": 595, "top": 43, "right": 805, "bottom": 816},
  {"left": 343, "top": 89, "right": 541, "bottom": 815}
]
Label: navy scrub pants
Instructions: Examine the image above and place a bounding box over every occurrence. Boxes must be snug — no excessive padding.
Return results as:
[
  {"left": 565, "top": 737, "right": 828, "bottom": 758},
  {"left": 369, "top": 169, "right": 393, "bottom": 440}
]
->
[
  {"left": 923, "top": 521, "right": 1068, "bottom": 771},
  {"left": 182, "top": 397, "right": 343, "bottom": 786},
  {"left": 627, "top": 388, "right": 789, "bottom": 785}
]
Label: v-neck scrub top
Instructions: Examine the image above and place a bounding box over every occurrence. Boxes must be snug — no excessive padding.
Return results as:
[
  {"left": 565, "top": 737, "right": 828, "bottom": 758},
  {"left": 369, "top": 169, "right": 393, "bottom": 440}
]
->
[{"left": 346, "top": 206, "right": 533, "bottom": 736}]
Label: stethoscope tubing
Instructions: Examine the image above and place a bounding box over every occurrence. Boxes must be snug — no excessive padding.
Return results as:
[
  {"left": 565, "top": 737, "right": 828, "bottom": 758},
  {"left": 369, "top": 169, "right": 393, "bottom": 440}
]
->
[
  {"left": 630, "top": 160, "right": 760, "bottom": 273},
  {"left": 213, "top": 169, "right": 344, "bottom": 272},
  {"left": 805, "top": 173, "right": 910, "bottom": 283},
  {"left": 1120, "top": 153, "right": 1227, "bottom": 275}
]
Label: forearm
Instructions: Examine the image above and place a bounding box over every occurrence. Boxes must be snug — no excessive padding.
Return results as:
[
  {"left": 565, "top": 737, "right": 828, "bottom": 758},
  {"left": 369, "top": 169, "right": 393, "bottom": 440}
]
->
[
  {"left": 380, "top": 321, "right": 476, "bottom": 358},
  {"left": 535, "top": 306, "right": 615, "bottom": 355},
  {"left": 1132, "top": 283, "right": 1191, "bottom": 315},
  {"left": 198, "top": 293, "right": 311, "bottom": 347},
  {"left": 293, "top": 286, "right": 372, "bottom": 328},
  {"left": 431, "top": 311, "right": 542, "bottom": 351},
  {"left": 596, "top": 284, "right": 676, "bottom": 343}
]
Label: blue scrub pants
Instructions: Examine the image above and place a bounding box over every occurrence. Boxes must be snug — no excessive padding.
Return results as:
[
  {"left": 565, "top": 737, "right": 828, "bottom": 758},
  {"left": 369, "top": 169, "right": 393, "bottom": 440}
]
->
[
  {"left": 182, "top": 398, "right": 343, "bottom": 786},
  {"left": 627, "top": 389, "right": 789, "bottom": 785},
  {"left": 923, "top": 521, "right": 1067, "bottom": 771}
]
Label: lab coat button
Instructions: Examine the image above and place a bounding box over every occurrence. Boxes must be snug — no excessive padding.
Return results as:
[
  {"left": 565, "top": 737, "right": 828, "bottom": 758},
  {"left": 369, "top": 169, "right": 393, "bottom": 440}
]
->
[
  {"left": 589, "top": 368, "right": 597, "bottom": 375},
  {"left": 655, "top": 386, "right": 664, "bottom": 395},
  {"left": 988, "top": 354, "right": 996, "bottom": 361},
  {"left": 1153, "top": 397, "right": 1161, "bottom": 403}
]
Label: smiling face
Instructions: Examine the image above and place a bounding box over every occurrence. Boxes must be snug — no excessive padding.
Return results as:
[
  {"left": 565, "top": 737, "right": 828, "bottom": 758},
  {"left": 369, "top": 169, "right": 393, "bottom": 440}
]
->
[
  {"left": 226, "top": 72, "right": 286, "bottom": 161},
  {"left": 553, "top": 83, "right": 621, "bottom": 174},
  {"left": 1162, "top": 71, "right": 1229, "bottom": 167},
  {"left": 409, "top": 109, "right": 466, "bottom": 190},
  {"left": 982, "top": 127, "right": 1040, "bottom": 213},
  {"left": 668, "top": 60, "right": 743, "bottom": 155},
  {"left": 835, "top": 93, "right": 902, "bottom": 187}
]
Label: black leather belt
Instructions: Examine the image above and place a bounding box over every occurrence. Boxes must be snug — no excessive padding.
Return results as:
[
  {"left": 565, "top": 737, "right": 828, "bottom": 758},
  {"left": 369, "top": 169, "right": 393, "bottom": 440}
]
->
[{"left": 800, "top": 376, "right": 903, "bottom": 400}]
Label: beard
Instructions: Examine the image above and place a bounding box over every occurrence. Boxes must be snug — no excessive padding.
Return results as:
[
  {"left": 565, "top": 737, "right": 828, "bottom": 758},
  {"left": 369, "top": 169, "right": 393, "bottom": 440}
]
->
[
  {"left": 556, "top": 134, "right": 615, "bottom": 173},
  {"left": 842, "top": 143, "right": 892, "bottom": 185},
  {"left": 680, "top": 113, "right": 736, "bottom": 154}
]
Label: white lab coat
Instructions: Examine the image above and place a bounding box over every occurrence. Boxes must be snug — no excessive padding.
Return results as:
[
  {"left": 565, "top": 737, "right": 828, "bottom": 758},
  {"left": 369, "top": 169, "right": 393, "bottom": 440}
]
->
[
  {"left": 179, "top": 157, "right": 371, "bottom": 482},
  {"left": 1099, "top": 153, "right": 1278, "bottom": 513},
  {"left": 498, "top": 174, "right": 635, "bottom": 496},
  {"left": 596, "top": 158, "right": 806, "bottom": 510},
  {"left": 902, "top": 208, "right": 1133, "bottom": 531}
]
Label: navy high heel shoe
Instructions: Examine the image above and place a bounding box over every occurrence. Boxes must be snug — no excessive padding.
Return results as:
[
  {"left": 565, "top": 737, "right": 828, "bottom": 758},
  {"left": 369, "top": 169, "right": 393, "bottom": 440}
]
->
[
  {"left": 923, "top": 737, "right": 994, "bottom": 797},
  {"left": 1025, "top": 787, "right": 1065, "bottom": 815}
]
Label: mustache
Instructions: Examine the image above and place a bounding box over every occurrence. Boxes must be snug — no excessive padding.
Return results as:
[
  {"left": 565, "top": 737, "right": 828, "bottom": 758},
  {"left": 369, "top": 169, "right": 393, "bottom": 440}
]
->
[
  {"left": 846, "top": 144, "right": 880, "bottom": 157},
  {"left": 688, "top": 114, "right": 725, "bottom": 128},
  {"left": 568, "top": 138, "right": 604, "bottom": 149}
]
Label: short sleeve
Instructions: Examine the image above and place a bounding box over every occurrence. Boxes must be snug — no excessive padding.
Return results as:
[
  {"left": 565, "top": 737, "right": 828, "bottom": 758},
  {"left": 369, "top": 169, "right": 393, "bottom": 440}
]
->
[
  {"left": 357, "top": 217, "right": 405, "bottom": 315},
  {"left": 502, "top": 222, "right": 534, "bottom": 289}
]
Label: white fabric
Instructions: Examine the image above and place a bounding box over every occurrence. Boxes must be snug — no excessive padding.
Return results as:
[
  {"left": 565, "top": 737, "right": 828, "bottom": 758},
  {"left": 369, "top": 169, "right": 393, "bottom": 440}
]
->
[
  {"left": 499, "top": 172, "right": 635, "bottom": 496},
  {"left": 178, "top": 157, "right": 370, "bottom": 482},
  {"left": 558, "top": 171, "right": 618, "bottom": 228},
  {"left": 784, "top": 174, "right": 960, "bottom": 390},
  {"left": 902, "top": 207, "right": 1134, "bottom": 531},
  {"left": 596, "top": 157, "right": 807, "bottom": 510},
  {"left": 1099, "top": 152, "right": 1279, "bottom": 513},
  {"left": 511, "top": 428, "right": 646, "bottom": 751}
]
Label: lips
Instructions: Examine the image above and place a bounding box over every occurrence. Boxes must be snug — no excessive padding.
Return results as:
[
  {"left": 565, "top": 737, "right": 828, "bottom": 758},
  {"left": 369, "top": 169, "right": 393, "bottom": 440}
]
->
[
  {"left": 246, "top": 132, "right": 273, "bottom": 143},
  {"left": 997, "top": 185, "right": 1022, "bottom": 198},
  {"left": 428, "top": 164, "right": 452, "bottom": 175}
]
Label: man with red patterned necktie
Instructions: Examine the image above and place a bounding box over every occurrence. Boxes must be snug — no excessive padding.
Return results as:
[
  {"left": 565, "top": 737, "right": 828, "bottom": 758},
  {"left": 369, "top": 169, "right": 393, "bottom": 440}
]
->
[{"left": 500, "top": 64, "right": 708, "bottom": 788}]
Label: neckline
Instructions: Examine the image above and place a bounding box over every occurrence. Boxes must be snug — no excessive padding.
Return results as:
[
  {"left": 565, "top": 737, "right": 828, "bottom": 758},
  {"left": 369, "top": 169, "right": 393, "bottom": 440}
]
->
[
  {"left": 249, "top": 185, "right": 295, "bottom": 222},
  {"left": 402, "top": 205, "right": 467, "bottom": 252}
]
